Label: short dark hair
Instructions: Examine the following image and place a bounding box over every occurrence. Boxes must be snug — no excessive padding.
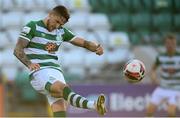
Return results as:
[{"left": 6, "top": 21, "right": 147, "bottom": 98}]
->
[
  {"left": 52, "top": 5, "right": 70, "bottom": 22},
  {"left": 164, "top": 33, "right": 176, "bottom": 41}
]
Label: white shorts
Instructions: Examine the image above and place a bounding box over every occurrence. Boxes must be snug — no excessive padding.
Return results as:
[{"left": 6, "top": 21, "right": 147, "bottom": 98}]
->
[
  {"left": 150, "top": 87, "right": 179, "bottom": 105},
  {"left": 30, "top": 68, "right": 66, "bottom": 105}
]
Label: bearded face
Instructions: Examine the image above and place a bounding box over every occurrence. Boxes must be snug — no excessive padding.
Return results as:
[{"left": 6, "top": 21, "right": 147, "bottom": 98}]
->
[{"left": 46, "top": 13, "right": 67, "bottom": 32}]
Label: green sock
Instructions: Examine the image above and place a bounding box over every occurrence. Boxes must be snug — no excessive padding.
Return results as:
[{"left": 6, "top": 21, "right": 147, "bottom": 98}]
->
[
  {"left": 63, "top": 86, "right": 95, "bottom": 109},
  {"left": 53, "top": 111, "right": 66, "bottom": 117}
]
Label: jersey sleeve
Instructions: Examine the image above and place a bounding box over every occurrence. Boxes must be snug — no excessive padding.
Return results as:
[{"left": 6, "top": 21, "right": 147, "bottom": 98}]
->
[
  {"left": 19, "top": 21, "right": 36, "bottom": 41},
  {"left": 62, "top": 28, "right": 75, "bottom": 42}
]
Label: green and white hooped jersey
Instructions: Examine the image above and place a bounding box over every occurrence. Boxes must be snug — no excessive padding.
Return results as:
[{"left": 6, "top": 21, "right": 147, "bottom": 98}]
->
[
  {"left": 156, "top": 52, "right": 180, "bottom": 90},
  {"left": 19, "top": 20, "right": 75, "bottom": 74}
]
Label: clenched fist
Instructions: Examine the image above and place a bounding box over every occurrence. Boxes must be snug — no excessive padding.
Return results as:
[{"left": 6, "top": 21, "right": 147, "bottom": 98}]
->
[{"left": 95, "top": 44, "right": 104, "bottom": 55}]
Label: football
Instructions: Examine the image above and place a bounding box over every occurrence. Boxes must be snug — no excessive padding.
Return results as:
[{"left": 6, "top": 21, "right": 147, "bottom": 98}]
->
[{"left": 123, "top": 59, "right": 146, "bottom": 83}]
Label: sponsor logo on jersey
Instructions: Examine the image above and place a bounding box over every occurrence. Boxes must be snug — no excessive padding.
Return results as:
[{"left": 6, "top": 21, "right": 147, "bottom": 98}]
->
[{"left": 45, "top": 42, "right": 58, "bottom": 54}]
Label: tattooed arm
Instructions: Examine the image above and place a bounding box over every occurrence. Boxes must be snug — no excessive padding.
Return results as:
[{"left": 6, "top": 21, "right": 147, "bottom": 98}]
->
[
  {"left": 70, "top": 37, "right": 103, "bottom": 55},
  {"left": 13, "top": 38, "right": 40, "bottom": 71},
  {"left": 14, "top": 38, "right": 31, "bottom": 66}
]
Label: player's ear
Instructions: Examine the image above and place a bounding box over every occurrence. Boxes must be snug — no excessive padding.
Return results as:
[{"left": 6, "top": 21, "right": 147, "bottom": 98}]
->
[{"left": 48, "top": 11, "right": 55, "bottom": 17}]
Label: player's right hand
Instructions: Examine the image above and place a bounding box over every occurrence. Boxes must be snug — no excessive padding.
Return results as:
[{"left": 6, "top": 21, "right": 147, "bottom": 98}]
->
[{"left": 28, "top": 63, "right": 40, "bottom": 71}]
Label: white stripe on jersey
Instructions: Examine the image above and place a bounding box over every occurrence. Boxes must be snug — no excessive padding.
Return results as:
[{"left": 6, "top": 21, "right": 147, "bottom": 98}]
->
[
  {"left": 19, "top": 35, "right": 31, "bottom": 41},
  {"left": 36, "top": 25, "right": 56, "bottom": 35},
  {"left": 161, "top": 79, "right": 180, "bottom": 83},
  {"left": 29, "top": 66, "right": 62, "bottom": 75},
  {"left": 31, "top": 37, "right": 63, "bottom": 45},
  {"left": 161, "top": 72, "right": 180, "bottom": 78},
  {"left": 24, "top": 48, "right": 57, "bottom": 56},
  {"left": 30, "top": 59, "right": 59, "bottom": 64},
  {"left": 159, "top": 56, "right": 180, "bottom": 63},
  {"left": 69, "top": 36, "right": 78, "bottom": 42},
  {"left": 162, "top": 64, "right": 180, "bottom": 69}
]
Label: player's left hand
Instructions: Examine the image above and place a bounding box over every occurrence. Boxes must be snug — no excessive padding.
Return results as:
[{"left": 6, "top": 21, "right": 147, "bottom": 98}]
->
[{"left": 95, "top": 44, "right": 103, "bottom": 55}]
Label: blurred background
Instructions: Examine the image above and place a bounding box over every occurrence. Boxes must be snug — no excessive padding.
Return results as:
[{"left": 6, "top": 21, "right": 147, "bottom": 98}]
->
[{"left": 0, "top": 0, "right": 180, "bottom": 117}]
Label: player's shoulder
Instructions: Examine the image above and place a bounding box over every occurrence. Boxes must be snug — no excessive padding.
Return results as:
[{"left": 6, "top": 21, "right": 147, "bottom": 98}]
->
[
  {"left": 175, "top": 51, "right": 180, "bottom": 56},
  {"left": 58, "top": 26, "right": 68, "bottom": 31},
  {"left": 158, "top": 51, "right": 166, "bottom": 57},
  {"left": 25, "top": 20, "right": 41, "bottom": 26},
  {"left": 59, "top": 26, "right": 74, "bottom": 34},
  {"left": 21, "top": 20, "right": 41, "bottom": 35},
  {"left": 158, "top": 51, "right": 180, "bottom": 57}
]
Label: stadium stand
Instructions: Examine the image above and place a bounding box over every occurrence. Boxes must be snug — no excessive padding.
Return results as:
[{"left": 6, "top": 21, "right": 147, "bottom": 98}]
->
[
  {"left": 0, "top": 0, "right": 179, "bottom": 82},
  {"left": 1, "top": 0, "right": 131, "bottom": 81},
  {"left": 66, "top": 12, "right": 89, "bottom": 30},
  {"left": 131, "top": 0, "right": 152, "bottom": 13},
  {"left": 131, "top": 12, "right": 151, "bottom": 31},
  {"left": 108, "top": 13, "right": 131, "bottom": 31},
  {"left": 152, "top": 13, "right": 172, "bottom": 31},
  {"left": 15, "top": 68, "right": 39, "bottom": 102},
  {"left": 0, "top": 0, "right": 179, "bottom": 84},
  {"left": 174, "top": 14, "right": 180, "bottom": 31},
  {"left": 174, "top": 0, "right": 180, "bottom": 12},
  {"left": 153, "top": 0, "right": 173, "bottom": 13},
  {"left": 0, "top": 1, "right": 179, "bottom": 115},
  {"left": 88, "top": 13, "right": 110, "bottom": 31},
  {"left": 0, "top": 33, "right": 10, "bottom": 49}
]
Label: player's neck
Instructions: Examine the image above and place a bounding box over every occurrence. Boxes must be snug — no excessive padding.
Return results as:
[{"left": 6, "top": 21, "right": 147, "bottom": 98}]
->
[
  {"left": 42, "top": 18, "right": 52, "bottom": 32},
  {"left": 42, "top": 19, "right": 48, "bottom": 28},
  {"left": 167, "top": 51, "right": 176, "bottom": 56}
]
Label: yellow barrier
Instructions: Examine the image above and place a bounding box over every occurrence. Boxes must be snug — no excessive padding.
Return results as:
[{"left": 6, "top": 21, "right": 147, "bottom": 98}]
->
[{"left": 0, "top": 85, "right": 4, "bottom": 117}]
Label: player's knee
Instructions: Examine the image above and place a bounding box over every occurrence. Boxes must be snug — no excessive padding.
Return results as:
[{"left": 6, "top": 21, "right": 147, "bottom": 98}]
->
[{"left": 50, "top": 81, "right": 67, "bottom": 95}]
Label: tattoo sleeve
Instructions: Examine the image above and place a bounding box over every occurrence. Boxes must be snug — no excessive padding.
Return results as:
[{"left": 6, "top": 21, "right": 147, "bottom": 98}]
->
[
  {"left": 70, "top": 37, "right": 99, "bottom": 52},
  {"left": 83, "top": 40, "right": 98, "bottom": 52},
  {"left": 13, "top": 38, "right": 31, "bottom": 67}
]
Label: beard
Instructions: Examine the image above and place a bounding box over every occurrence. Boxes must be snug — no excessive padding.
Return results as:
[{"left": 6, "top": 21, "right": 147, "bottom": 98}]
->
[{"left": 47, "top": 19, "right": 55, "bottom": 32}]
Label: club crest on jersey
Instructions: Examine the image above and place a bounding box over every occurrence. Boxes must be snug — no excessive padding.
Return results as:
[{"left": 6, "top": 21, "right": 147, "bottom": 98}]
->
[
  {"left": 22, "top": 26, "right": 31, "bottom": 34},
  {"left": 41, "top": 33, "right": 46, "bottom": 37},
  {"left": 45, "top": 42, "right": 58, "bottom": 54},
  {"left": 56, "top": 29, "right": 64, "bottom": 41},
  {"left": 57, "top": 29, "right": 64, "bottom": 35},
  {"left": 56, "top": 35, "right": 63, "bottom": 42}
]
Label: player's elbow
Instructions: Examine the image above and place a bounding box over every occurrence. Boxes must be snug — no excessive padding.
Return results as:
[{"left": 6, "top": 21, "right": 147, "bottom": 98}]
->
[
  {"left": 13, "top": 48, "right": 17, "bottom": 57},
  {"left": 13, "top": 47, "right": 19, "bottom": 57},
  {"left": 70, "top": 37, "right": 85, "bottom": 47}
]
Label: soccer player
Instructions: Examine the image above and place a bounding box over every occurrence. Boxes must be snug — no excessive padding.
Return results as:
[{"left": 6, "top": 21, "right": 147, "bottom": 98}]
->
[
  {"left": 14, "top": 5, "right": 107, "bottom": 117},
  {"left": 146, "top": 33, "right": 180, "bottom": 117}
]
